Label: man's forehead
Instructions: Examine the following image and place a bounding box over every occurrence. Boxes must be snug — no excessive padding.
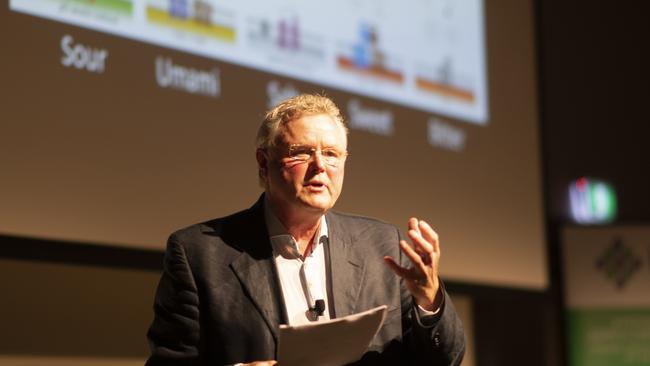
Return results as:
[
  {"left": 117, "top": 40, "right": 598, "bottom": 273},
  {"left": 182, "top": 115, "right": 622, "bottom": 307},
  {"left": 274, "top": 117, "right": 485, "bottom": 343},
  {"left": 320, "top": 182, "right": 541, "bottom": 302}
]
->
[{"left": 276, "top": 115, "right": 347, "bottom": 145}]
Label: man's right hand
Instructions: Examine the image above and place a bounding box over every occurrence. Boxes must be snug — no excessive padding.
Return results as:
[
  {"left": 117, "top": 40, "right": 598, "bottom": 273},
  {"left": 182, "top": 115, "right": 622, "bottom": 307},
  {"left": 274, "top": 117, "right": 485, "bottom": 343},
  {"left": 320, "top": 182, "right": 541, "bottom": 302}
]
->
[{"left": 240, "top": 361, "right": 277, "bottom": 366}]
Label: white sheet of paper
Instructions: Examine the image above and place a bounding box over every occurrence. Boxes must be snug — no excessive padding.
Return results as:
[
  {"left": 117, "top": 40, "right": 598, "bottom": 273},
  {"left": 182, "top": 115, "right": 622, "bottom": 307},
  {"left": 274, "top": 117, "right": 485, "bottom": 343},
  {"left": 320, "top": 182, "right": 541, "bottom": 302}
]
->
[{"left": 277, "top": 305, "right": 388, "bottom": 366}]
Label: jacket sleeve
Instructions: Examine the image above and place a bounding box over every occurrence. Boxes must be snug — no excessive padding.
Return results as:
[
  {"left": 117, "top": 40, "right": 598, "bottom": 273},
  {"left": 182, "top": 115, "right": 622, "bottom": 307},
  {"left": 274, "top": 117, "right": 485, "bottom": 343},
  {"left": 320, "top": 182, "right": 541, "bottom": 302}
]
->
[
  {"left": 404, "top": 283, "right": 466, "bottom": 365},
  {"left": 145, "top": 236, "right": 203, "bottom": 366},
  {"left": 399, "top": 229, "right": 466, "bottom": 366}
]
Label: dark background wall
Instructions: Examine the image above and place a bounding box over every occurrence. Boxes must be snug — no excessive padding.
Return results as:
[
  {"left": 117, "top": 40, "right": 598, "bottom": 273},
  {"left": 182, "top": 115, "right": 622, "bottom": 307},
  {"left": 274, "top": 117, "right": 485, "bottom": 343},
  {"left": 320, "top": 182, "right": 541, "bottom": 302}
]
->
[
  {"left": 536, "top": 2, "right": 649, "bottom": 366},
  {"left": 539, "top": 1, "right": 650, "bottom": 223}
]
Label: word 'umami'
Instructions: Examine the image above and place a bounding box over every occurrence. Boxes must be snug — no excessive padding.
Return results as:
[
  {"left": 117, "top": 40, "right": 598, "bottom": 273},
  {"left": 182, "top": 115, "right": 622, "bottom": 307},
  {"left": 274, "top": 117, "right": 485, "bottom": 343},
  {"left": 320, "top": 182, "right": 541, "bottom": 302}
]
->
[{"left": 155, "top": 56, "right": 220, "bottom": 97}]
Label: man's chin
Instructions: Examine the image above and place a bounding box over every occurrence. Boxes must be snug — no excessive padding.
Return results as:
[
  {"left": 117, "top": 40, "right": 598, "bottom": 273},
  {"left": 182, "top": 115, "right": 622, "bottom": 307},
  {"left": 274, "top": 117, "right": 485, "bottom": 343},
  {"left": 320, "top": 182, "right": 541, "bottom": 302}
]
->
[{"left": 298, "top": 196, "right": 335, "bottom": 213}]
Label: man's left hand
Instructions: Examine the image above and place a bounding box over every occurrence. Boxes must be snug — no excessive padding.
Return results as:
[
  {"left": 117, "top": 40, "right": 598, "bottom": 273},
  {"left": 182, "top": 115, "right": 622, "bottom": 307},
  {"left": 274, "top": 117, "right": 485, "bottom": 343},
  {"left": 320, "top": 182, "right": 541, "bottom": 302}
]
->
[{"left": 384, "top": 217, "right": 442, "bottom": 312}]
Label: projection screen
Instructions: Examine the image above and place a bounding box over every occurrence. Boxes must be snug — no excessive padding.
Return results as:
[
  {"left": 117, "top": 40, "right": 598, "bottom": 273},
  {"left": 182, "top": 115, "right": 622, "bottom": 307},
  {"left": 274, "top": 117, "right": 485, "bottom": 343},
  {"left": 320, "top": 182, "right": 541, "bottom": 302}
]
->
[{"left": 0, "top": 0, "right": 546, "bottom": 289}]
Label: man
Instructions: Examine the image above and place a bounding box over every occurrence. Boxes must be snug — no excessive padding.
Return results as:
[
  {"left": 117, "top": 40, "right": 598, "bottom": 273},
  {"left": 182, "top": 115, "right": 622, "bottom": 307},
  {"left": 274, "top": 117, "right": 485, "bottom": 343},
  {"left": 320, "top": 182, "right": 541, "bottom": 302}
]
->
[{"left": 146, "top": 94, "right": 465, "bottom": 365}]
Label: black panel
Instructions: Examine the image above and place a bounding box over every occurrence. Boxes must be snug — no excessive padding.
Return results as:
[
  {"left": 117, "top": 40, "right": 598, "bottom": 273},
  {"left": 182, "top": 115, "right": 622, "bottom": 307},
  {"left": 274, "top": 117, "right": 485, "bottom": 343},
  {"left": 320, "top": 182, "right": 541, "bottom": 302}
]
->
[{"left": 0, "top": 234, "right": 163, "bottom": 271}]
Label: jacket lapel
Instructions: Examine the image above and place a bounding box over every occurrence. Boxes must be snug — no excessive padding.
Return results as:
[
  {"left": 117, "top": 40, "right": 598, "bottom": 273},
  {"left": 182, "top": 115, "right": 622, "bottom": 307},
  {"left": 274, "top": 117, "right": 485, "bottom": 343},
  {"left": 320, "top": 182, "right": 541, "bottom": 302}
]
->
[
  {"left": 231, "top": 251, "right": 282, "bottom": 341},
  {"left": 227, "top": 196, "right": 284, "bottom": 342},
  {"left": 326, "top": 212, "right": 366, "bottom": 318}
]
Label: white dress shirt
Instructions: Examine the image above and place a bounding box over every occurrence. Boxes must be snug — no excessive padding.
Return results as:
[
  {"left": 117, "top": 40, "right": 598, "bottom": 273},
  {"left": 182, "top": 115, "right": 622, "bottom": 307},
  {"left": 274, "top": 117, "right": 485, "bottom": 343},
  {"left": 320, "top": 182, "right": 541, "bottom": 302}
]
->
[{"left": 265, "top": 206, "right": 331, "bottom": 325}]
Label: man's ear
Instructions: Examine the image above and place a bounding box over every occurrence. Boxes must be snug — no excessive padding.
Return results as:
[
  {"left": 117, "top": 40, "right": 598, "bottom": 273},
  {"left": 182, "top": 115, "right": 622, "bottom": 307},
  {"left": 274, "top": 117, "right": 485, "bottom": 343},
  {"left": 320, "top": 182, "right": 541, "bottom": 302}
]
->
[{"left": 256, "top": 148, "right": 268, "bottom": 177}]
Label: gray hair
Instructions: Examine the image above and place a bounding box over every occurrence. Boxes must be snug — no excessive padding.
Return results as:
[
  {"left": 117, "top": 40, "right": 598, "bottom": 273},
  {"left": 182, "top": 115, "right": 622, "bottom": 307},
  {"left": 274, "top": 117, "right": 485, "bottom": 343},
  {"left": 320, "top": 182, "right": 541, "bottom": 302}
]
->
[{"left": 256, "top": 94, "right": 348, "bottom": 150}]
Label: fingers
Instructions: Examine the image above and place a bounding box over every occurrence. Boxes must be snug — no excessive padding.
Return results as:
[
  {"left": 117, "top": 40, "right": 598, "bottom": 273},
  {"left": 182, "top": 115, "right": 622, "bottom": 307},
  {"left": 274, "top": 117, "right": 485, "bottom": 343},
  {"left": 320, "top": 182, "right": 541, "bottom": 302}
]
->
[
  {"left": 399, "top": 239, "right": 428, "bottom": 272},
  {"left": 385, "top": 240, "right": 428, "bottom": 281},
  {"left": 418, "top": 219, "right": 440, "bottom": 253},
  {"left": 408, "top": 217, "right": 420, "bottom": 236},
  {"left": 384, "top": 255, "right": 409, "bottom": 277},
  {"left": 407, "top": 218, "right": 440, "bottom": 256},
  {"left": 387, "top": 218, "right": 441, "bottom": 281},
  {"left": 408, "top": 228, "right": 434, "bottom": 254},
  {"left": 384, "top": 252, "right": 426, "bottom": 285}
]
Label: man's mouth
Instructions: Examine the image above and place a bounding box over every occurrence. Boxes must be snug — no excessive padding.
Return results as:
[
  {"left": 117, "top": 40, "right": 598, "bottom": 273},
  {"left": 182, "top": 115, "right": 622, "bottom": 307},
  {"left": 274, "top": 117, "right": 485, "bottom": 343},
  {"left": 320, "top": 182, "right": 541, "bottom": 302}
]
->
[{"left": 305, "top": 181, "right": 326, "bottom": 190}]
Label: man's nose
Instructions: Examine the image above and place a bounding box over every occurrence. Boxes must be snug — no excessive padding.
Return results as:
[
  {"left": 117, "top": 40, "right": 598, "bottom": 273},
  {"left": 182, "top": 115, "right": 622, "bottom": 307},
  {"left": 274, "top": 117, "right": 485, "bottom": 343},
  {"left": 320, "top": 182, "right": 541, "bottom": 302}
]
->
[{"left": 310, "top": 151, "right": 327, "bottom": 172}]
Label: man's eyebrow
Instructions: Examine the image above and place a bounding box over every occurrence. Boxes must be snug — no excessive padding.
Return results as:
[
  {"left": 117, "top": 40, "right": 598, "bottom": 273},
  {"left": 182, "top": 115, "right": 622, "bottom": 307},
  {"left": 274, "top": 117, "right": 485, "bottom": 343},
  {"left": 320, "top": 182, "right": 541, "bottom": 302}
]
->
[{"left": 287, "top": 143, "right": 346, "bottom": 149}]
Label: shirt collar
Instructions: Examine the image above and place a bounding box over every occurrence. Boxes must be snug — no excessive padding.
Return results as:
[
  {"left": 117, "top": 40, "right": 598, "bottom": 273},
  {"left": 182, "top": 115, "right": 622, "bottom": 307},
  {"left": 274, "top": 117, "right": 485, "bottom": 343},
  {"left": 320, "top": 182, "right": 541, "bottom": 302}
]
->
[{"left": 264, "top": 200, "right": 329, "bottom": 259}]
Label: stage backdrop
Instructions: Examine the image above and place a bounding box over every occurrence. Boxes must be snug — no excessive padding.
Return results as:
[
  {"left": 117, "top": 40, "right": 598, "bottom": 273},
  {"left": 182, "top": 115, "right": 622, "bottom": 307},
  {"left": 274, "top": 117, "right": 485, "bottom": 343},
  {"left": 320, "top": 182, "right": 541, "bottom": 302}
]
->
[{"left": 0, "top": 0, "right": 546, "bottom": 290}]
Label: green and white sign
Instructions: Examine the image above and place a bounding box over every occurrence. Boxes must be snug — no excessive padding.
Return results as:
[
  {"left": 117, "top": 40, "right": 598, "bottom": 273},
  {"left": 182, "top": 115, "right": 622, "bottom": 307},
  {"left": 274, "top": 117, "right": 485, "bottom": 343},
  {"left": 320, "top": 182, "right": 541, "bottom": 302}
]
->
[{"left": 563, "top": 226, "right": 650, "bottom": 366}]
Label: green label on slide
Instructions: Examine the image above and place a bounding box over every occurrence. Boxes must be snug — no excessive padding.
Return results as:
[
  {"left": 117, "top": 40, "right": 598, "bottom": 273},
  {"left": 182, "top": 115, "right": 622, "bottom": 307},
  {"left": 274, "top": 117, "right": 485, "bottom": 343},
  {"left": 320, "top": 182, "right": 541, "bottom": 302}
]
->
[{"left": 71, "top": 0, "right": 133, "bottom": 14}]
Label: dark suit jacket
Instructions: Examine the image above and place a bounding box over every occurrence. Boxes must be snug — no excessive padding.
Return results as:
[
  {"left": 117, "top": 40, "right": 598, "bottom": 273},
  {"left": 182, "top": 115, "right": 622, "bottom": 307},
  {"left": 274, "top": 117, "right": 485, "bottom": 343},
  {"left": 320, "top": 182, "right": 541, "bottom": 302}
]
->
[{"left": 146, "top": 195, "right": 465, "bottom": 365}]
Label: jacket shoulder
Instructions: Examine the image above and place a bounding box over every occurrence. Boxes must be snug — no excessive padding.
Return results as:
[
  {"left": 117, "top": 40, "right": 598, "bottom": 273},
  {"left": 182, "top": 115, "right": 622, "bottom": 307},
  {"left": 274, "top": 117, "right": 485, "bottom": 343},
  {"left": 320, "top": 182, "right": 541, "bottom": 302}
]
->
[
  {"left": 165, "top": 199, "right": 266, "bottom": 259},
  {"left": 327, "top": 210, "right": 400, "bottom": 239}
]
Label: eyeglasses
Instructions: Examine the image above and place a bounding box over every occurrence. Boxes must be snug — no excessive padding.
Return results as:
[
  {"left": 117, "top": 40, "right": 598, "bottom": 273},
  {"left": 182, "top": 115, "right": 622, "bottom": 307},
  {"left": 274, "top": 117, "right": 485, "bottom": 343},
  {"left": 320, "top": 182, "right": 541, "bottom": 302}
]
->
[{"left": 284, "top": 144, "right": 349, "bottom": 167}]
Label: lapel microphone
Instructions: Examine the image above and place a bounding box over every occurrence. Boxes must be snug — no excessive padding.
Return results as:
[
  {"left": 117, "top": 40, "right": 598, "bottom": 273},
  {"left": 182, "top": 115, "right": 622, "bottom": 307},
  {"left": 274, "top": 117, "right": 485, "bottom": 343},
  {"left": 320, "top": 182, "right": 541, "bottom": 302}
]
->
[{"left": 313, "top": 299, "right": 326, "bottom": 316}]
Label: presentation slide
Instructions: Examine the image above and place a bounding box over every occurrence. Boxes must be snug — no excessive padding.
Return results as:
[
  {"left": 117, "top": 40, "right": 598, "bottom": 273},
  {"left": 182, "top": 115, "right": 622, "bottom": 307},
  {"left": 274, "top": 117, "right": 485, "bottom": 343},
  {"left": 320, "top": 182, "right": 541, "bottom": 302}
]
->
[
  {"left": 0, "top": 0, "right": 546, "bottom": 289},
  {"left": 10, "top": 0, "right": 488, "bottom": 123}
]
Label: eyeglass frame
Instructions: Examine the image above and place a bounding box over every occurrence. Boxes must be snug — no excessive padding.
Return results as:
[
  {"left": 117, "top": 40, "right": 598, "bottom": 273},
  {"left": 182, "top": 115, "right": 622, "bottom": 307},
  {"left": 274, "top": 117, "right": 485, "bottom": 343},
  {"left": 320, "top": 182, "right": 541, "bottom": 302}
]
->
[{"left": 274, "top": 144, "right": 350, "bottom": 167}]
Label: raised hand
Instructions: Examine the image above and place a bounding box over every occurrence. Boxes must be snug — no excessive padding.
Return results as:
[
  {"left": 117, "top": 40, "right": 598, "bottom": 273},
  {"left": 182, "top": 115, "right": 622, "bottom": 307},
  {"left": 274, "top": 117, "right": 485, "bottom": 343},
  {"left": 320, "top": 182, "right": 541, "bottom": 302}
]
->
[{"left": 384, "top": 217, "right": 442, "bottom": 311}]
